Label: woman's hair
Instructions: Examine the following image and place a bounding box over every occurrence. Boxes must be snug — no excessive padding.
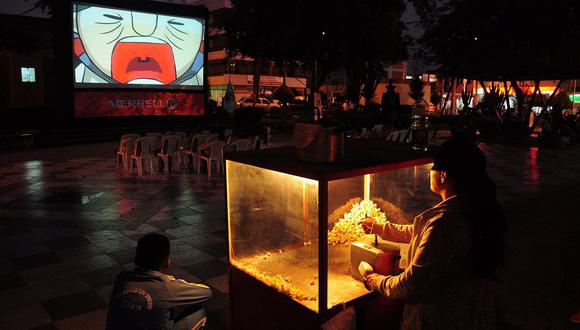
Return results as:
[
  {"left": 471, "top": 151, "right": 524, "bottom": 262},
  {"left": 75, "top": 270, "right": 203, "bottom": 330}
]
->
[
  {"left": 432, "top": 138, "right": 487, "bottom": 192},
  {"left": 434, "top": 138, "right": 506, "bottom": 278}
]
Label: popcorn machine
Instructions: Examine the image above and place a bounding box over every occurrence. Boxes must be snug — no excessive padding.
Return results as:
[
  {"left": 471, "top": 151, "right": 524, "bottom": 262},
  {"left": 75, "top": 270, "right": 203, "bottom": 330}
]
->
[{"left": 226, "top": 141, "right": 436, "bottom": 329}]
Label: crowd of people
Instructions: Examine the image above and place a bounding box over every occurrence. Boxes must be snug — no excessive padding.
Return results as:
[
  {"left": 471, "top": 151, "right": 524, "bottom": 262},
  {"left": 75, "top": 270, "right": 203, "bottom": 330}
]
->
[{"left": 541, "top": 110, "right": 580, "bottom": 144}]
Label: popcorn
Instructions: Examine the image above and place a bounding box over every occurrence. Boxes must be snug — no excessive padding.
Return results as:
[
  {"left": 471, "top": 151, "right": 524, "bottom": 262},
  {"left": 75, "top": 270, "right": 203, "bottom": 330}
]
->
[
  {"left": 233, "top": 261, "right": 317, "bottom": 301},
  {"left": 327, "top": 200, "right": 387, "bottom": 245}
]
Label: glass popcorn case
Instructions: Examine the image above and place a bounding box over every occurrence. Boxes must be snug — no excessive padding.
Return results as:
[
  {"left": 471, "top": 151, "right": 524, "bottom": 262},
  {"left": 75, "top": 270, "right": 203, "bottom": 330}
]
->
[{"left": 226, "top": 141, "right": 436, "bottom": 329}]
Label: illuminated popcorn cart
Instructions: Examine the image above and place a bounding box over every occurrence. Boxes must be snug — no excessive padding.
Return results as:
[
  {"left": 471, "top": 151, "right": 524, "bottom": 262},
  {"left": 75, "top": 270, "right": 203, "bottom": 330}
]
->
[{"left": 226, "top": 141, "right": 436, "bottom": 329}]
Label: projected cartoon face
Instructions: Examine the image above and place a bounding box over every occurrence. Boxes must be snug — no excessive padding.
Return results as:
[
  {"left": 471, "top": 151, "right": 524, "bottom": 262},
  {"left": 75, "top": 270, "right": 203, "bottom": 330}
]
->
[{"left": 74, "top": 4, "right": 203, "bottom": 86}]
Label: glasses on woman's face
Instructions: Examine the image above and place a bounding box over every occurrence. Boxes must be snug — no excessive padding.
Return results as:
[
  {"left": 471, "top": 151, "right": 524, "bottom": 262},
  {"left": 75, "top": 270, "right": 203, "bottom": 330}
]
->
[{"left": 428, "top": 168, "right": 441, "bottom": 178}]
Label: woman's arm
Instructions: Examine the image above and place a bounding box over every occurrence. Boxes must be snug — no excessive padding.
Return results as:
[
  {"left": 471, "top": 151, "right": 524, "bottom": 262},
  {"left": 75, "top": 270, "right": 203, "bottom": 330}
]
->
[
  {"left": 379, "top": 221, "right": 413, "bottom": 243},
  {"left": 365, "top": 215, "right": 453, "bottom": 298},
  {"left": 360, "top": 218, "right": 413, "bottom": 243}
]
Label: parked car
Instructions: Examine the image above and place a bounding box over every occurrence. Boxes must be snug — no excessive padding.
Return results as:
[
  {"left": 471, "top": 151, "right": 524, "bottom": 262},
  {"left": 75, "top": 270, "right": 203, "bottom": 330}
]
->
[{"left": 237, "top": 97, "right": 281, "bottom": 111}]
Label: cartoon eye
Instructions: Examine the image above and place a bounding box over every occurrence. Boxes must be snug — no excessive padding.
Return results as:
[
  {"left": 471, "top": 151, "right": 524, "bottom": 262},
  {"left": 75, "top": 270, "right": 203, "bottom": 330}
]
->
[
  {"left": 103, "top": 13, "right": 123, "bottom": 21},
  {"left": 168, "top": 19, "right": 184, "bottom": 26}
]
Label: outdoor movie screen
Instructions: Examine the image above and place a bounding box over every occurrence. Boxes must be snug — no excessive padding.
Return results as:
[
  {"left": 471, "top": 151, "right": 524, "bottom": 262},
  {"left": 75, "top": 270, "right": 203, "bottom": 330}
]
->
[{"left": 72, "top": 2, "right": 205, "bottom": 90}]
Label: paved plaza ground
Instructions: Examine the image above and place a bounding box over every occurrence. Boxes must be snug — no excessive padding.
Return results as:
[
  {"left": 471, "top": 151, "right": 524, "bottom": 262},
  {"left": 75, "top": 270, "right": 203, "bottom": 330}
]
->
[{"left": 0, "top": 138, "right": 578, "bottom": 329}]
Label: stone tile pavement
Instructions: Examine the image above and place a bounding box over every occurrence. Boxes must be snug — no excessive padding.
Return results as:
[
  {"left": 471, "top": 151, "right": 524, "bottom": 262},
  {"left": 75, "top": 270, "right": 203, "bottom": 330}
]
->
[{"left": 0, "top": 140, "right": 578, "bottom": 329}]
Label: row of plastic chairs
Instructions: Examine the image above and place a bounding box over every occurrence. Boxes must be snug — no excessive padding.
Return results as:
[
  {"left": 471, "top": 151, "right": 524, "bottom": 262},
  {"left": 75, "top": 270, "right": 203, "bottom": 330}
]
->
[
  {"left": 349, "top": 125, "right": 450, "bottom": 144},
  {"left": 116, "top": 133, "right": 189, "bottom": 175},
  {"left": 116, "top": 134, "right": 182, "bottom": 176},
  {"left": 192, "top": 134, "right": 260, "bottom": 177},
  {"left": 361, "top": 124, "right": 385, "bottom": 139},
  {"left": 346, "top": 125, "right": 407, "bottom": 142},
  {"left": 386, "top": 129, "right": 410, "bottom": 143},
  {"left": 385, "top": 129, "right": 451, "bottom": 145},
  {"left": 116, "top": 132, "right": 260, "bottom": 176}
]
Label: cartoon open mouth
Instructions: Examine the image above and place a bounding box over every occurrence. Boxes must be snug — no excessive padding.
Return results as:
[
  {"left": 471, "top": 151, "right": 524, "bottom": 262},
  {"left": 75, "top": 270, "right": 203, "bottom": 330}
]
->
[{"left": 111, "top": 37, "right": 176, "bottom": 84}]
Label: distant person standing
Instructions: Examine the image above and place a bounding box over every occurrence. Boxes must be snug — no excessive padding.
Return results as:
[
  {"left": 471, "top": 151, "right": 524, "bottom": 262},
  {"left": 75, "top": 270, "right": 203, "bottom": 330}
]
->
[
  {"left": 107, "top": 233, "right": 212, "bottom": 330},
  {"left": 381, "top": 80, "right": 400, "bottom": 127}
]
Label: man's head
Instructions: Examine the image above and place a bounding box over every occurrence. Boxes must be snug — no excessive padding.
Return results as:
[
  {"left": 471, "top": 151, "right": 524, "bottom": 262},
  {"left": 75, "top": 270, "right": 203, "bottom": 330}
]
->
[{"left": 135, "top": 233, "right": 171, "bottom": 271}]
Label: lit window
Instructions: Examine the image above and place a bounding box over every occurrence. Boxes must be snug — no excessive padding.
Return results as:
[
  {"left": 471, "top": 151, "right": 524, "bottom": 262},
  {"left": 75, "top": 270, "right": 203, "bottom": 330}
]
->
[{"left": 21, "top": 67, "right": 36, "bottom": 82}]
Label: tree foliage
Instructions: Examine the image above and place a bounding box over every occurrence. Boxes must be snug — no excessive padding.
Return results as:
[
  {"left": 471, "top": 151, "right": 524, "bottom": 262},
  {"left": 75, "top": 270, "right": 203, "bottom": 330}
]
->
[
  {"left": 25, "top": 0, "right": 53, "bottom": 15},
  {"left": 273, "top": 83, "right": 294, "bottom": 104},
  {"left": 337, "top": 0, "right": 407, "bottom": 105},
  {"left": 222, "top": 0, "right": 407, "bottom": 106},
  {"left": 413, "top": 0, "right": 580, "bottom": 79},
  {"left": 412, "top": 0, "right": 580, "bottom": 136}
]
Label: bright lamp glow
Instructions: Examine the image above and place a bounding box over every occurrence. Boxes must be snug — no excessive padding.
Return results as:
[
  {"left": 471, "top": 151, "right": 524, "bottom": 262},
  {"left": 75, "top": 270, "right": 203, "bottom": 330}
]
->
[{"left": 21, "top": 67, "right": 36, "bottom": 82}]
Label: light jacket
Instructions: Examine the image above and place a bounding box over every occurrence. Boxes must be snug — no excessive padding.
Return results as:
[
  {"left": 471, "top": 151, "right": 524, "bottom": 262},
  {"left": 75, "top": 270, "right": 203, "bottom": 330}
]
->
[
  {"left": 106, "top": 268, "right": 212, "bottom": 330},
  {"left": 366, "top": 195, "right": 496, "bottom": 329}
]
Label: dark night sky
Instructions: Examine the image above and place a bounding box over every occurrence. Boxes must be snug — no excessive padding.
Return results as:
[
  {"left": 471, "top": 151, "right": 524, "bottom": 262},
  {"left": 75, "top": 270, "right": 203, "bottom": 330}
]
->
[
  {"left": 0, "top": 0, "right": 226, "bottom": 16},
  {"left": 0, "top": 0, "right": 47, "bottom": 17},
  {"left": 0, "top": 0, "right": 421, "bottom": 38}
]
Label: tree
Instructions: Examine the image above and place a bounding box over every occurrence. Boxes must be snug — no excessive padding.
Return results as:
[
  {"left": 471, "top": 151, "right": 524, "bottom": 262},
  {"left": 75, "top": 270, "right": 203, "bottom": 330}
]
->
[
  {"left": 420, "top": 0, "right": 579, "bottom": 78},
  {"left": 221, "top": 0, "right": 307, "bottom": 103},
  {"left": 25, "top": 0, "right": 53, "bottom": 15},
  {"left": 329, "top": 0, "right": 407, "bottom": 107},
  {"left": 412, "top": 0, "right": 580, "bottom": 135},
  {"left": 222, "top": 0, "right": 407, "bottom": 109},
  {"left": 273, "top": 83, "right": 294, "bottom": 104}
]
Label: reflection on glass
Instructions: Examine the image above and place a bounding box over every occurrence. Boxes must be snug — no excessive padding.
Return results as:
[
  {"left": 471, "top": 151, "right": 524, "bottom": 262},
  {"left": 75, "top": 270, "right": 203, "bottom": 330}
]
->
[
  {"left": 228, "top": 160, "right": 437, "bottom": 312},
  {"left": 227, "top": 160, "right": 320, "bottom": 311},
  {"left": 326, "top": 164, "right": 438, "bottom": 309}
]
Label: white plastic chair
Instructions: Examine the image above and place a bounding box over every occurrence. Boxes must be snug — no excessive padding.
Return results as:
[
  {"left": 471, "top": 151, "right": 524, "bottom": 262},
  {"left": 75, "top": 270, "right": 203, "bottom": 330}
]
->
[
  {"left": 386, "top": 130, "right": 400, "bottom": 142},
  {"left": 174, "top": 131, "right": 187, "bottom": 138},
  {"left": 116, "top": 134, "right": 139, "bottom": 169},
  {"left": 361, "top": 127, "right": 369, "bottom": 139},
  {"left": 251, "top": 135, "right": 261, "bottom": 150},
  {"left": 205, "top": 133, "right": 219, "bottom": 144},
  {"left": 224, "top": 129, "right": 234, "bottom": 144},
  {"left": 146, "top": 133, "right": 163, "bottom": 152},
  {"left": 122, "top": 133, "right": 140, "bottom": 140},
  {"left": 198, "top": 140, "right": 226, "bottom": 177},
  {"left": 130, "top": 137, "right": 155, "bottom": 176},
  {"left": 176, "top": 133, "right": 192, "bottom": 169},
  {"left": 370, "top": 125, "right": 384, "bottom": 139},
  {"left": 387, "top": 129, "right": 410, "bottom": 143},
  {"left": 400, "top": 129, "right": 410, "bottom": 143},
  {"left": 192, "top": 133, "right": 219, "bottom": 170},
  {"left": 230, "top": 138, "right": 251, "bottom": 152},
  {"left": 158, "top": 135, "right": 180, "bottom": 174},
  {"left": 186, "top": 133, "right": 208, "bottom": 171}
]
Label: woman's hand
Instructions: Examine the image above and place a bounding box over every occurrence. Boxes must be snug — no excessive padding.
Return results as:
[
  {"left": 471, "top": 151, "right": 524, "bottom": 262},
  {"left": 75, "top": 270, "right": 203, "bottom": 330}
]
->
[
  {"left": 358, "top": 261, "right": 374, "bottom": 278},
  {"left": 358, "top": 217, "right": 380, "bottom": 235},
  {"left": 358, "top": 262, "right": 375, "bottom": 291}
]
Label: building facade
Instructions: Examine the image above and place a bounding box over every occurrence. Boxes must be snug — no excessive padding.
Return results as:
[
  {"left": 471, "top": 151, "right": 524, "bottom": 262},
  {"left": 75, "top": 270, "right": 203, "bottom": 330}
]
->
[
  {"left": 0, "top": 14, "right": 54, "bottom": 110},
  {"left": 205, "top": 8, "right": 308, "bottom": 104}
]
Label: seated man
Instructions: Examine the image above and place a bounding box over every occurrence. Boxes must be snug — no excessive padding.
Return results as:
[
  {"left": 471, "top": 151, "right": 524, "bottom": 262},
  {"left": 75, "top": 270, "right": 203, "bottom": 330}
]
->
[{"left": 107, "top": 233, "right": 212, "bottom": 330}]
